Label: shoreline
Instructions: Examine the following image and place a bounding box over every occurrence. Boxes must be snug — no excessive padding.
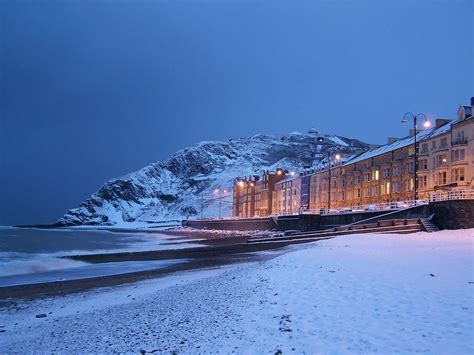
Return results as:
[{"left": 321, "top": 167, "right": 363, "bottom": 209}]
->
[
  {"left": 0, "top": 234, "right": 314, "bottom": 302},
  {"left": 0, "top": 252, "right": 265, "bottom": 302}
]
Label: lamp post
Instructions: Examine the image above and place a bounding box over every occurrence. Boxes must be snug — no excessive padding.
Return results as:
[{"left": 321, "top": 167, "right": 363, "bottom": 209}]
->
[
  {"left": 402, "top": 112, "right": 430, "bottom": 204},
  {"left": 327, "top": 151, "right": 341, "bottom": 213},
  {"left": 316, "top": 136, "right": 341, "bottom": 213},
  {"left": 214, "top": 188, "right": 228, "bottom": 219}
]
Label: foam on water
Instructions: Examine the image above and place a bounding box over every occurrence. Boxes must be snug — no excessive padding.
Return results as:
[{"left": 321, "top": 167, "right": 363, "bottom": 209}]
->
[
  {"left": 0, "top": 227, "right": 200, "bottom": 283},
  {"left": 0, "top": 252, "right": 89, "bottom": 277}
]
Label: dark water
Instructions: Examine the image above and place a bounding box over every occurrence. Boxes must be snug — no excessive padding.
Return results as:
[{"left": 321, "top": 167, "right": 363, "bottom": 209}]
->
[{"left": 0, "top": 227, "right": 198, "bottom": 285}]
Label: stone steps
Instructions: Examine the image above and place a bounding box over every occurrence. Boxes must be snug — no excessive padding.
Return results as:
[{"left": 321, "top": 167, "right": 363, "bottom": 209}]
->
[
  {"left": 420, "top": 218, "right": 440, "bottom": 233},
  {"left": 248, "top": 219, "right": 423, "bottom": 244}
]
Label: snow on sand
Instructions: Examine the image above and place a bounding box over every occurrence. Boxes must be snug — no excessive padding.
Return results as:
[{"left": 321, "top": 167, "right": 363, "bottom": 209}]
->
[{"left": 1, "top": 229, "right": 473, "bottom": 353}]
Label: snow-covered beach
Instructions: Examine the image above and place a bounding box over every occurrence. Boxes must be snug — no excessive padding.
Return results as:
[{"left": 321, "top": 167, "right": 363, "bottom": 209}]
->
[{"left": 1, "top": 229, "right": 473, "bottom": 353}]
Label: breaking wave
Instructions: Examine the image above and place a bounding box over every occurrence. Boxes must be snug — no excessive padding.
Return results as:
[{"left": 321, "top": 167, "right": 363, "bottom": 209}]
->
[{"left": 0, "top": 252, "right": 88, "bottom": 277}]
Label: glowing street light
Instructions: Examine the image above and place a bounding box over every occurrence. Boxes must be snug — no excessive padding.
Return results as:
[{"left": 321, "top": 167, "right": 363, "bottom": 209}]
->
[
  {"left": 214, "top": 188, "right": 228, "bottom": 219},
  {"left": 314, "top": 135, "right": 341, "bottom": 213},
  {"left": 327, "top": 151, "right": 341, "bottom": 213},
  {"left": 402, "top": 112, "right": 430, "bottom": 203}
]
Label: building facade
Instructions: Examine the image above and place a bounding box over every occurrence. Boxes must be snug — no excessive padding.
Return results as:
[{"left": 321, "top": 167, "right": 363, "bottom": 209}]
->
[{"left": 232, "top": 98, "right": 474, "bottom": 217}]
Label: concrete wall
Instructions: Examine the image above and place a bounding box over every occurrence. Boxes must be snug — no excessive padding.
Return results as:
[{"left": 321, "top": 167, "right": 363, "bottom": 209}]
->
[
  {"left": 320, "top": 210, "right": 391, "bottom": 229},
  {"left": 276, "top": 215, "right": 321, "bottom": 232},
  {"left": 347, "top": 205, "right": 430, "bottom": 226},
  {"left": 183, "top": 217, "right": 276, "bottom": 231},
  {"left": 183, "top": 200, "right": 473, "bottom": 231},
  {"left": 430, "top": 200, "right": 474, "bottom": 229}
]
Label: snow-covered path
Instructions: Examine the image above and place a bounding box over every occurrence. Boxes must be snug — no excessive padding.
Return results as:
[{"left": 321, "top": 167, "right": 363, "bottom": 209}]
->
[{"left": 1, "top": 229, "right": 473, "bottom": 353}]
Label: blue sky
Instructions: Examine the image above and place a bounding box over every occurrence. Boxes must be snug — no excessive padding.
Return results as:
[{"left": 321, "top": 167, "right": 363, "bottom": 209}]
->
[{"left": 1, "top": 0, "right": 472, "bottom": 225}]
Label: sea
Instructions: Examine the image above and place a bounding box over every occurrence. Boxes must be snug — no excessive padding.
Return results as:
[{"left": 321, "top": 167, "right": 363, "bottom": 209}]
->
[{"left": 0, "top": 226, "right": 199, "bottom": 287}]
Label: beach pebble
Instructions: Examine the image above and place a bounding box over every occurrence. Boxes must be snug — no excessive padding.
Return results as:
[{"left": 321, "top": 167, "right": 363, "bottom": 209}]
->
[{"left": 35, "top": 314, "right": 47, "bottom": 318}]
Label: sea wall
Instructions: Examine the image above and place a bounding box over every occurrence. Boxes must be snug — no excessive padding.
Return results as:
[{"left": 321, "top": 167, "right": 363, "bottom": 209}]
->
[
  {"left": 429, "top": 200, "right": 474, "bottom": 229},
  {"left": 182, "top": 200, "right": 473, "bottom": 231},
  {"left": 183, "top": 217, "right": 276, "bottom": 231}
]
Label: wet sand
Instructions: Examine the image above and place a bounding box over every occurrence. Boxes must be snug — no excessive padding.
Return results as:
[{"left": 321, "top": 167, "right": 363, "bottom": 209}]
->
[{"left": 0, "top": 234, "right": 331, "bottom": 302}]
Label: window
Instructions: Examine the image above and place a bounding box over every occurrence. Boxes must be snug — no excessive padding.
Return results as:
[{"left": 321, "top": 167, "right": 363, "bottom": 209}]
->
[
  {"left": 365, "top": 187, "right": 371, "bottom": 197},
  {"left": 435, "top": 171, "right": 447, "bottom": 185},
  {"left": 419, "top": 159, "right": 428, "bottom": 170},
  {"left": 421, "top": 143, "right": 428, "bottom": 153},
  {"left": 383, "top": 168, "right": 391, "bottom": 178},
  {"left": 452, "top": 149, "right": 466, "bottom": 162},
  {"left": 418, "top": 175, "right": 428, "bottom": 188},
  {"left": 440, "top": 137, "right": 447, "bottom": 148},
  {"left": 394, "top": 181, "right": 401, "bottom": 193},
  {"left": 434, "top": 154, "right": 448, "bottom": 167},
  {"left": 357, "top": 188, "right": 361, "bottom": 198},
  {"left": 365, "top": 173, "right": 371, "bottom": 182},
  {"left": 380, "top": 182, "right": 390, "bottom": 194},
  {"left": 431, "top": 140, "right": 437, "bottom": 150},
  {"left": 373, "top": 170, "right": 380, "bottom": 180},
  {"left": 393, "top": 166, "right": 401, "bottom": 176},
  {"left": 372, "top": 186, "right": 378, "bottom": 196},
  {"left": 452, "top": 167, "right": 465, "bottom": 182},
  {"left": 456, "top": 130, "right": 465, "bottom": 143}
]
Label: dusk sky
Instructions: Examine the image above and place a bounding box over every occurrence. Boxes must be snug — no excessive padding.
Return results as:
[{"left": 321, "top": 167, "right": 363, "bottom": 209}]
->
[{"left": 1, "top": 0, "right": 472, "bottom": 225}]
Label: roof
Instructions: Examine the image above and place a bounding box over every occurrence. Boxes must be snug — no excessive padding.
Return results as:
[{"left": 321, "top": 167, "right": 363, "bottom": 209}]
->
[
  {"left": 342, "top": 120, "right": 453, "bottom": 166},
  {"left": 462, "top": 105, "right": 472, "bottom": 117}
]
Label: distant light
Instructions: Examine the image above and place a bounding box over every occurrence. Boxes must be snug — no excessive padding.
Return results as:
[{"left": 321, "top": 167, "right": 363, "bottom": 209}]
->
[
  {"left": 290, "top": 171, "right": 295, "bottom": 176},
  {"left": 223, "top": 189, "right": 227, "bottom": 193},
  {"left": 214, "top": 189, "right": 219, "bottom": 193},
  {"left": 238, "top": 181, "right": 244, "bottom": 187},
  {"left": 335, "top": 154, "right": 341, "bottom": 161},
  {"left": 250, "top": 182, "right": 254, "bottom": 187},
  {"left": 277, "top": 170, "right": 282, "bottom": 175},
  {"left": 423, "top": 120, "right": 431, "bottom": 128}
]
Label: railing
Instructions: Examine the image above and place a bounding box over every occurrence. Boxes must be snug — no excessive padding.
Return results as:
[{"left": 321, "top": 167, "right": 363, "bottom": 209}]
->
[
  {"left": 276, "top": 189, "right": 474, "bottom": 216},
  {"left": 312, "top": 200, "right": 428, "bottom": 216},
  {"left": 429, "top": 189, "right": 474, "bottom": 202},
  {"left": 451, "top": 139, "right": 468, "bottom": 146}
]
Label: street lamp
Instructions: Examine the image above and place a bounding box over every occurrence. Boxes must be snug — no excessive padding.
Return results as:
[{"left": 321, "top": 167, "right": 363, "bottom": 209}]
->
[
  {"left": 402, "top": 112, "right": 431, "bottom": 204},
  {"left": 327, "top": 151, "right": 341, "bottom": 213},
  {"left": 213, "top": 188, "right": 228, "bottom": 219},
  {"left": 316, "top": 136, "right": 341, "bottom": 213}
]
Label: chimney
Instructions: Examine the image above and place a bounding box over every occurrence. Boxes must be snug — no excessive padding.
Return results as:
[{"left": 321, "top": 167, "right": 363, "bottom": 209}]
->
[
  {"left": 435, "top": 118, "right": 451, "bottom": 129},
  {"left": 387, "top": 137, "right": 399, "bottom": 144}
]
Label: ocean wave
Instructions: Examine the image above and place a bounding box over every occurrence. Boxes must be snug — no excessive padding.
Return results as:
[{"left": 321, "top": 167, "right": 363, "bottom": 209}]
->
[{"left": 0, "top": 253, "right": 88, "bottom": 277}]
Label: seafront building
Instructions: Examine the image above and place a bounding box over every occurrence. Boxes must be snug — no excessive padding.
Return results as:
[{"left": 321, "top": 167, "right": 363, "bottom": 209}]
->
[{"left": 232, "top": 98, "right": 474, "bottom": 217}]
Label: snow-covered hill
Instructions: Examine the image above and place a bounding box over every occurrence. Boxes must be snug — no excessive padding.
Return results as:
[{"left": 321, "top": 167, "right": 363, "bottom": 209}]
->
[{"left": 58, "top": 130, "right": 370, "bottom": 226}]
